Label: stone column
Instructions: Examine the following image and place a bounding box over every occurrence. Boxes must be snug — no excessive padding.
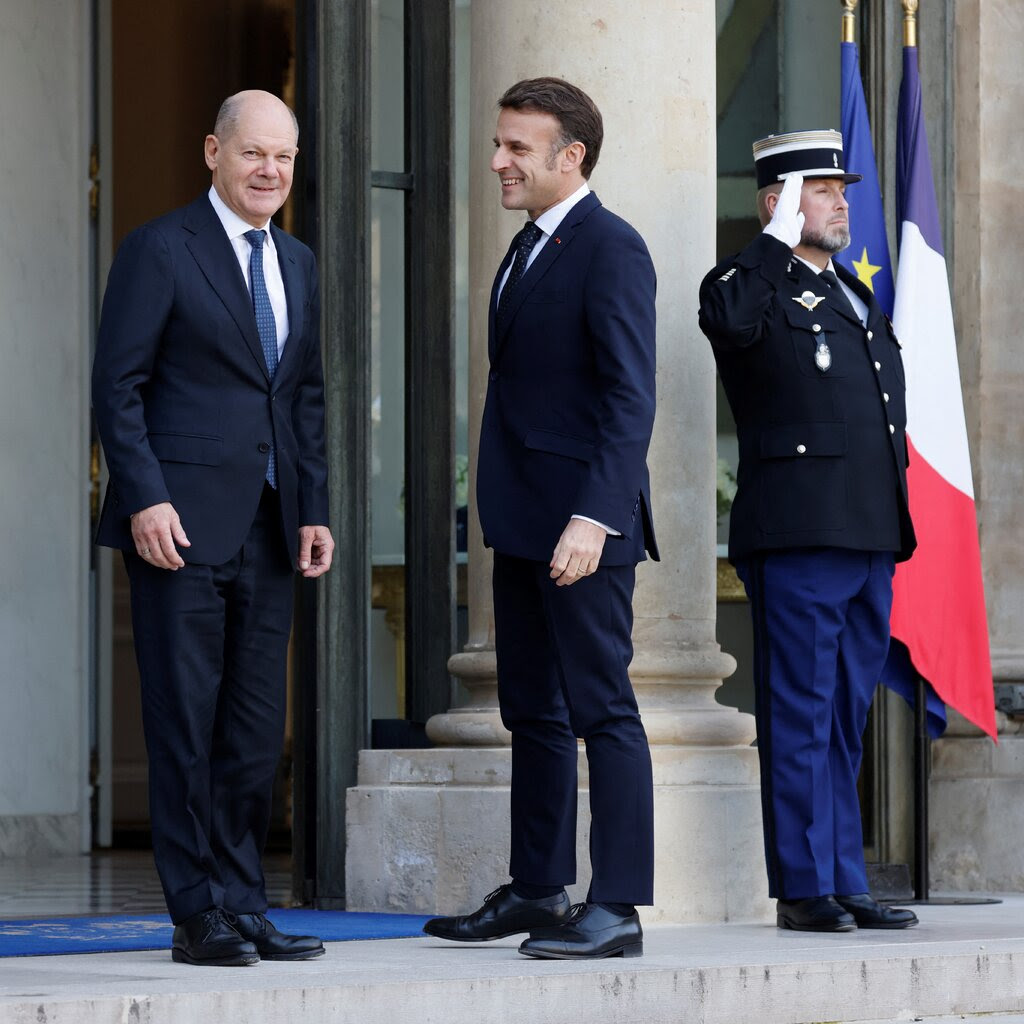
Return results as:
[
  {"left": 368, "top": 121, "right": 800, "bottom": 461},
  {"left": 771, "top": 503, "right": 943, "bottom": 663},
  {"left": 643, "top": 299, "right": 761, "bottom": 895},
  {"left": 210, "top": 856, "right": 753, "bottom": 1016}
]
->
[
  {"left": 346, "top": 0, "right": 772, "bottom": 923},
  {"left": 929, "top": 0, "right": 1024, "bottom": 891}
]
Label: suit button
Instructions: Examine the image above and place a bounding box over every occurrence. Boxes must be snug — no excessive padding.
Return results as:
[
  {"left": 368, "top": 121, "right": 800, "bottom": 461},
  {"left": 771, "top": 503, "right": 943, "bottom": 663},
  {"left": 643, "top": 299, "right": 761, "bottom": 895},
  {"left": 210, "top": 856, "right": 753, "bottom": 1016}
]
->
[
  {"left": 796, "top": 444, "right": 807, "bottom": 454},
  {"left": 489, "top": 371, "right": 499, "bottom": 382},
  {"left": 258, "top": 441, "right": 271, "bottom": 453},
  {"left": 889, "top": 424, "right": 895, "bottom": 434},
  {"left": 884, "top": 392, "right": 890, "bottom": 402},
  {"left": 874, "top": 361, "right": 882, "bottom": 371},
  {"left": 867, "top": 330, "right": 874, "bottom": 341}
]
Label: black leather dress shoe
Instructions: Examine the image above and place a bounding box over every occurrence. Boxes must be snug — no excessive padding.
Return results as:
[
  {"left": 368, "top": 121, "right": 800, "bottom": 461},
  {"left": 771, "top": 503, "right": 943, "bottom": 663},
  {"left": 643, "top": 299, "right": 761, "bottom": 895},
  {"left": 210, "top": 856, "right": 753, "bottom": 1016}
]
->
[
  {"left": 836, "top": 893, "right": 919, "bottom": 929},
  {"left": 171, "top": 908, "right": 260, "bottom": 966},
  {"left": 519, "top": 903, "right": 643, "bottom": 960},
  {"left": 423, "top": 884, "right": 571, "bottom": 941},
  {"left": 232, "top": 912, "right": 326, "bottom": 960},
  {"left": 777, "top": 896, "right": 857, "bottom": 932}
]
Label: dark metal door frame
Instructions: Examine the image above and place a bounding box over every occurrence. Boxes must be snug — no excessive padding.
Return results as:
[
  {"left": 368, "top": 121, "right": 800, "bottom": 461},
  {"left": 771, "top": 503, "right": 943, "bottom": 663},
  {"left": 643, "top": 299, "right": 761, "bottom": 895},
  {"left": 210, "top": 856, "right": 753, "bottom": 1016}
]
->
[{"left": 292, "top": 0, "right": 455, "bottom": 907}]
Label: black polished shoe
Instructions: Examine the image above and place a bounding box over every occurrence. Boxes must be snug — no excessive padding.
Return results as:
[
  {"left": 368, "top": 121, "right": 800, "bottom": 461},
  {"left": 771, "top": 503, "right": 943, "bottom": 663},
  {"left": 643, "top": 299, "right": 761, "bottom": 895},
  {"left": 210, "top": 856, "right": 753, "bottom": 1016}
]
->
[
  {"left": 836, "top": 893, "right": 919, "bottom": 929},
  {"left": 519, "top": 903, "right": 643, "bottom": 960},
  {"left": 232, "top": 912, "right": 326, "bottom": 960},
  {"left": 423, "top": 884, "right": 571, "bottom": 942},
  {"left": 171, "top": 908, "right": 260, "bottom": 966},
  {"left": 777, "top": 896, "right": 857, "bottom": 933}
]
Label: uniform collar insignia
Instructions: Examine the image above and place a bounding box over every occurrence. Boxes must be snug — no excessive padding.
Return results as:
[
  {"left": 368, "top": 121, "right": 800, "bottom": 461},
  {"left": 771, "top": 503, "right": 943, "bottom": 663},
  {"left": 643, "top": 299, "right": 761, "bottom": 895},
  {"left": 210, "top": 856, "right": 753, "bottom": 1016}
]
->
[{"left": 793, "top": 290, "right": 826, "bottom": 312}]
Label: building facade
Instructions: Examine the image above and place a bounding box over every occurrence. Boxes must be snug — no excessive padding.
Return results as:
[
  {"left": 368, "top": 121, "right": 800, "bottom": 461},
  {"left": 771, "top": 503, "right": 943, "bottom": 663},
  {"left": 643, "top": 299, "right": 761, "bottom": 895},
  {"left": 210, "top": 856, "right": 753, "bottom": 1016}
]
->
[{"left": 0, "top": 0, "right": 1020, "bottom": 912}]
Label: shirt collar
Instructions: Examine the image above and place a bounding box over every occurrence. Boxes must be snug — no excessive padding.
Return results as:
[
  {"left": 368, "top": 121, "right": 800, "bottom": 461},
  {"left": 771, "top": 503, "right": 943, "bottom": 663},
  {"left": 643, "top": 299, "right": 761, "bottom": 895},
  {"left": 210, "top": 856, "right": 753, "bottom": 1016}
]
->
[
  {"left": 532, "top": 182, "right": 591, "bottom": 237},
  {"left": 207, "top": 185, "right": 273, "bottom": 244},
  {"left": 793, "top": 253, "right": 838, "bottom": 277}
]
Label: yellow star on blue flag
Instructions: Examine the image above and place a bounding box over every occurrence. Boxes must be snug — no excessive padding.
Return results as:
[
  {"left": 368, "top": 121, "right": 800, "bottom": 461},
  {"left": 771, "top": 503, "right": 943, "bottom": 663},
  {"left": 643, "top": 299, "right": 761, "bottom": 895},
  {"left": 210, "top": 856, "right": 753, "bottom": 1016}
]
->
[{"left": 852, "top": 248, "right": 883, "bottom": 292}]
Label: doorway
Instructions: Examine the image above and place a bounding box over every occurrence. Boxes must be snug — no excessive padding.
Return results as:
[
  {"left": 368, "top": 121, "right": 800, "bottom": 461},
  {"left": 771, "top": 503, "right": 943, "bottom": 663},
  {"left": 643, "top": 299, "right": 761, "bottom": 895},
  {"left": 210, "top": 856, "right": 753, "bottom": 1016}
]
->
[{"left": 94, "top": 0, "right": 302, "bottom": 854}]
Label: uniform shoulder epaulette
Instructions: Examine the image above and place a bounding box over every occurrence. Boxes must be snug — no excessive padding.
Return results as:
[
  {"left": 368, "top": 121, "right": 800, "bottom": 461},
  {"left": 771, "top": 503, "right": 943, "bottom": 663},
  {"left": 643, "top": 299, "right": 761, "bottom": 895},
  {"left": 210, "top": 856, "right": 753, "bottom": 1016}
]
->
[{"left": 718, "top": 267, "right": 737, "bottom": 283}]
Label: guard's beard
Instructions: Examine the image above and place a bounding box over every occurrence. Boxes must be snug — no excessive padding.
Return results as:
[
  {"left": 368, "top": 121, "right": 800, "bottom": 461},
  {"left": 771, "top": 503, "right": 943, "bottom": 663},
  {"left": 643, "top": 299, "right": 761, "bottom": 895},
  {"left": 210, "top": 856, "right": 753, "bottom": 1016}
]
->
[{"left": 801, "top": 224, "right": 851, "bottom": 254}]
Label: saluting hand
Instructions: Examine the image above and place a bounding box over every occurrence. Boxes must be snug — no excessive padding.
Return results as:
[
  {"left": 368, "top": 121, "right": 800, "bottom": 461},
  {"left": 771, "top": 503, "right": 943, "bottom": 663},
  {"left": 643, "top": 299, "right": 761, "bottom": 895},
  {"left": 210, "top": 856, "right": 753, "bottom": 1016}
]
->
[{"left": 763, "top": 172, "right": 805, "bottom": 249}]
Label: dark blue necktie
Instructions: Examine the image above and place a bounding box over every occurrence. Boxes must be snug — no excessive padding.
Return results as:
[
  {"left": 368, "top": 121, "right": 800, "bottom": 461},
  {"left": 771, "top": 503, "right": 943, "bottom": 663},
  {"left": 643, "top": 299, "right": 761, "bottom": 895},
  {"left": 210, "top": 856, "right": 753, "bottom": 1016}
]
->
[
  {"left": 820, "top": 269, "right": 859, "bottom": 321},
  {"left": 244, "top": 228, "right": 278, "bottom": 487},
  {"left": 498, "top": 221, "right": 543, "bottom": 319}
]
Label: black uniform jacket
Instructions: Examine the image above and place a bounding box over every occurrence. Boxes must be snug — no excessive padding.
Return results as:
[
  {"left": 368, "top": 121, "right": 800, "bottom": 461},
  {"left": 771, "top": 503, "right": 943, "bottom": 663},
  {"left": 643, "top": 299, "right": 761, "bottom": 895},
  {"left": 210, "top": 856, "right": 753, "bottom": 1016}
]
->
[{"left": 699, "top": 232, "right": 916, "bottom": 564}]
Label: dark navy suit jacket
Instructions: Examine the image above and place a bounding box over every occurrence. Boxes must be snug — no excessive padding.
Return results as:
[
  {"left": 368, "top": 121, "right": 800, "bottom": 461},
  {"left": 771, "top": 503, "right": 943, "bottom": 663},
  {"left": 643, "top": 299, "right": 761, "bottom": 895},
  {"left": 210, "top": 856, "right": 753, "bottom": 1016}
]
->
[
  {"left": 92, "top": 194, "right": 328, "bottom": 566},
  {"left": 477, "top": 192, "right": 658, "bottom": 566},
  {"left": 699, "top": 232, "right": 916, "bottom": 563}
]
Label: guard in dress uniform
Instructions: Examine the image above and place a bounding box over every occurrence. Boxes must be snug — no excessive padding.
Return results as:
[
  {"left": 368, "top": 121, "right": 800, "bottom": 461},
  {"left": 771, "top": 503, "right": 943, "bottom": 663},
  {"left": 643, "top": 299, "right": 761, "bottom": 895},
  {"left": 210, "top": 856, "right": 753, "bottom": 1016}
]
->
[{"left": 698, "top": 130, "right": 919, "bottom": 932}]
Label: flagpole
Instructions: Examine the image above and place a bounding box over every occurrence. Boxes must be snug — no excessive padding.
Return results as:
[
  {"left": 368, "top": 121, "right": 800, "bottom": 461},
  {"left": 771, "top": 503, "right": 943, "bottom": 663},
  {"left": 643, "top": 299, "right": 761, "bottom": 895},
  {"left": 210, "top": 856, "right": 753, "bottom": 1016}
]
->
[
  {"left": 841, "top": 0, "right": 858, "bottom": 44},
  {"left": 898, "top": 0, "right": 934, "bottom": 906},
  {"left": 903, "top": 0, "right": 918, "bottom": 48}
]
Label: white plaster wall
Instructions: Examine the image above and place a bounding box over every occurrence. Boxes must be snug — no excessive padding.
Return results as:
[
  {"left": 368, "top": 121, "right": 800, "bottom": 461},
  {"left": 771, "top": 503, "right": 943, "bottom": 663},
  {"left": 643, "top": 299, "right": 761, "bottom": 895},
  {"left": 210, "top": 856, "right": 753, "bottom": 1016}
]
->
[{"left": 0, "top": 0, "right": 91, "bottom": 852}]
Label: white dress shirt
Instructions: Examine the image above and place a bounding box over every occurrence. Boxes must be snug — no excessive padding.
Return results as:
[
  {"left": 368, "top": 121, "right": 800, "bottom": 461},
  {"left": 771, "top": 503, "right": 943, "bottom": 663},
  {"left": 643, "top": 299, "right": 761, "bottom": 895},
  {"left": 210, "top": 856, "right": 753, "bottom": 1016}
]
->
[
  {"left": 497, "top": 182, "right": 591, "bottom": 299},
  {"left": 208, "top": 186, "right": 290, "bottom": 356}
]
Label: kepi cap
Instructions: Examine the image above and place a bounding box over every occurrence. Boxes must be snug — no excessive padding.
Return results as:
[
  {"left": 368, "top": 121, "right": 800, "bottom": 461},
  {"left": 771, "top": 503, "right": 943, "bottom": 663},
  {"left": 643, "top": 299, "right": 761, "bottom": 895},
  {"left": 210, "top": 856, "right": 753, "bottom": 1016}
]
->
[{"left": 752, "top": 129, "right": 863, "bottom": 189}]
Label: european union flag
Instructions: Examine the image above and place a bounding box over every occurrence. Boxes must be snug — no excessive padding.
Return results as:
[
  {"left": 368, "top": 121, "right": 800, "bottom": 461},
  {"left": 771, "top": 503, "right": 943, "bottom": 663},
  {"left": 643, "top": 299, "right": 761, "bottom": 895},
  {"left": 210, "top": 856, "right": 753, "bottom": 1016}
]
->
[{"left": 835, "top": 41, "right": 895, "bottom": 317}]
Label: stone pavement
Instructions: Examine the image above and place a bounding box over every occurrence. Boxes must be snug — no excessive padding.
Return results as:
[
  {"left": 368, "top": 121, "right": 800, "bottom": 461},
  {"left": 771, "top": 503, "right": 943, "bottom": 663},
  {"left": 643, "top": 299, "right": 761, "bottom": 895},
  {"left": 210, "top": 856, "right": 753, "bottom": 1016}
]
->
[{"left": 1, "top": 896, "right": 1023, "bottom": 1023}]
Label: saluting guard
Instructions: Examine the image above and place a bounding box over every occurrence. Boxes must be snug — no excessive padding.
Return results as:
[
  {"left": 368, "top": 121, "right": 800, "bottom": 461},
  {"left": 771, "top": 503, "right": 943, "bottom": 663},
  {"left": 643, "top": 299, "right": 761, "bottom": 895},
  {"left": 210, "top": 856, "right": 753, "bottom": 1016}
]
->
[{"left": 698, "top": 130, "right": 919, "bottom": 932}]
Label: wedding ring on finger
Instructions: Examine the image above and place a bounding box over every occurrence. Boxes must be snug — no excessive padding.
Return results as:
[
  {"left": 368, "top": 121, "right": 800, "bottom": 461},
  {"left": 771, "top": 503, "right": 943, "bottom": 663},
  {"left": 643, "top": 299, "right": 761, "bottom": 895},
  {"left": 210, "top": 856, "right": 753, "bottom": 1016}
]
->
[{"left": 141, "top": 547, "right": 151, "bottom": 557}]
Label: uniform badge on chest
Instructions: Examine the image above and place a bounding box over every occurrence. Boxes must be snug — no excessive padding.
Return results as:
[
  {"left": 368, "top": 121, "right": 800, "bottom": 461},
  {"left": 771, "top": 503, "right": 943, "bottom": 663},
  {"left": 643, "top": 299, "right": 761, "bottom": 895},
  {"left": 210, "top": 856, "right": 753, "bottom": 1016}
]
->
[
  {"left": 793, "top": 290, "right": 826, "bottom": 312},
  {"left": 814, "top": 339, "right": 832, "bottom": 372}
]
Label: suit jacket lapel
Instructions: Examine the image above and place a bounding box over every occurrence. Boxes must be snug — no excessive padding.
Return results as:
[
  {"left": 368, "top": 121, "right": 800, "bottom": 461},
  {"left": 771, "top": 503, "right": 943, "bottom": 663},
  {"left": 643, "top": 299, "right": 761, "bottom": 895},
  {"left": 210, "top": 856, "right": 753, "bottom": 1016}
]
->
[
  {"left": 836, "top": 262, "right": 883, "bottom": 329},
  {"left": 270, "top": 224, "right": 304, "bottom": 381},
  {"left": 183, "top": 196, "right": 270, "bottom": 382},
  {"left": 494, "top": 192, "right": 601, "bottom": 352}
]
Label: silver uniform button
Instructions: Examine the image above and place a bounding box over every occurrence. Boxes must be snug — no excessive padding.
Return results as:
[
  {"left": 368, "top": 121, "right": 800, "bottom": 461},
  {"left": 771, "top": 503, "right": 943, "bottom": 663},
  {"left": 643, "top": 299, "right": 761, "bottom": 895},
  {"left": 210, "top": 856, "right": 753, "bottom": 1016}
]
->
[
  {"left": 812, "top": 324, "right": 822, "bottom": 333},
  {"left": 867, "top": 330, "right": 874, "bottom": 340},
  {"left": 884, "top": 392, "right": 890, "bottom": 402},
  {"left": 889, "top": 424, "right": 895, "bottom": 434},
  {"left": 797, "top": 444, "right": 807, "bottom": 454},
  {"left": 874, "top": 361, "right": 882, "bottom": 371}
]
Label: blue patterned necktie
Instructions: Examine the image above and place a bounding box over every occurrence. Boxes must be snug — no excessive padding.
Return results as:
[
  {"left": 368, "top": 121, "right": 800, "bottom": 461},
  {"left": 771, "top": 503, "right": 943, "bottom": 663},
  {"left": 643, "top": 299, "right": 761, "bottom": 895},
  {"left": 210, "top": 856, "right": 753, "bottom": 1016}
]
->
[
  {"left": 244, "top": 228, "right": 278, "bottom": 487},
  {"left": 497, "top": 221, "right": 543, "bottom": 319}
]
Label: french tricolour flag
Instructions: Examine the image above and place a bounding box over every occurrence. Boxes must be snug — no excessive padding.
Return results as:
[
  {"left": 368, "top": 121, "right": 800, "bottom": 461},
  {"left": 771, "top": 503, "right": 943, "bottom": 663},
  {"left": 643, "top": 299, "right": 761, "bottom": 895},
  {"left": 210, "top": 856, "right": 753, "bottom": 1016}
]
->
[{"left": 884, "top": 43, "right": 996, "bottom": 739}]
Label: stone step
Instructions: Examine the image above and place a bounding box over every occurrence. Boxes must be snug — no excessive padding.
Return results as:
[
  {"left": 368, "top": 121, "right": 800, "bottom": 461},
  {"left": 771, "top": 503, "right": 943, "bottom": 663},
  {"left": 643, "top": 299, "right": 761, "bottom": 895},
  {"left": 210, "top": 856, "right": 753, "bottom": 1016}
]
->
[{"left": 1, "top": 897, "right": 1022, "bottom": 1024}]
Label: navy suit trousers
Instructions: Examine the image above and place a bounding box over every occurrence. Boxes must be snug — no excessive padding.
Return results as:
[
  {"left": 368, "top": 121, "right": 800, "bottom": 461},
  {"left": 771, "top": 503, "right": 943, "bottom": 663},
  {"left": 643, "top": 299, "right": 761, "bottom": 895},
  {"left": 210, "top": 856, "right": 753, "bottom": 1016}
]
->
[
  {"left": 492, "top": 552, "right": 654, "bottom": 905},
  {"left": 736, "top": 548, "right": 895, "bottom": 899},
  {"left": 124, "top": 486, "right": 294, "bottom": 923}
]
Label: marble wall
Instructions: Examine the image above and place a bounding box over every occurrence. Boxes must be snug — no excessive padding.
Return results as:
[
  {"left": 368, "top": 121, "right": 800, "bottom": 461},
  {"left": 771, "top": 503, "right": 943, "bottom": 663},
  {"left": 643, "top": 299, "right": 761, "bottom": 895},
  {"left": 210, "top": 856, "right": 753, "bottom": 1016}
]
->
[{"left": 0, "top": 0, "right": 91, "bottom": 853}]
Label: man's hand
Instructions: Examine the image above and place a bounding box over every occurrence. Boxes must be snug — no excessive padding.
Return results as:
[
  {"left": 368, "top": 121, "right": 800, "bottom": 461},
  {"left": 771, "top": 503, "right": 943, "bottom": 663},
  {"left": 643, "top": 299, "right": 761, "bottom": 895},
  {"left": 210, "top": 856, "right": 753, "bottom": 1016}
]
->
[
  {"left": 131, "top": 502, "right": 190, "bottom": 570},
  {"left": 763, "top": 172, "right": 805, "bottom": 249},
  {"left": 549, "top": 519, "right": 607, "bottom": 586},
  {"left": 298, "top": 525, "right": 335, "bottom": 578}
]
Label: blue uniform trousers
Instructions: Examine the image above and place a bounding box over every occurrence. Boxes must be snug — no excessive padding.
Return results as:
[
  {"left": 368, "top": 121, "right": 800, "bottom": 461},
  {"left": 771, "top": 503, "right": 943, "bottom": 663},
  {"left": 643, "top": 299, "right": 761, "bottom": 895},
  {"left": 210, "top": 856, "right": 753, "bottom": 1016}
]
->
[{"left": 736, "top": 548, "right": 895, "bottom": 899}]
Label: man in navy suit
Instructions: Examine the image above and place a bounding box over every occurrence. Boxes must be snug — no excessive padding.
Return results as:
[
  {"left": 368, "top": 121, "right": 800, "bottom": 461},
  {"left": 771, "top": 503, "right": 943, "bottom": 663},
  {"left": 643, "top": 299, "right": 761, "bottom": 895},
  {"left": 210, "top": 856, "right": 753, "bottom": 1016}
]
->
[
  {"left": 424, "top": 78, "right": 658, "bottom": 960},
  {"left": 699, "top": 130, "right": 918, "bottom": 933},
  {"left": 92, "top": 91, "right": 333, "bottom": 966}
]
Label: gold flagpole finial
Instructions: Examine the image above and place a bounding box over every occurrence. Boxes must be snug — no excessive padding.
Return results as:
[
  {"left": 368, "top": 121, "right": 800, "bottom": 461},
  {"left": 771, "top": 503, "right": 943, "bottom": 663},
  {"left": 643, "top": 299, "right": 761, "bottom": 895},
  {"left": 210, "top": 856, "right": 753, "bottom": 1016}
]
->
[
  {"left": 841, "top": 0, "right": 858, "bottom": 45},
  {"left": 903, "top": 0, "right": 919, "bottom": 48}
]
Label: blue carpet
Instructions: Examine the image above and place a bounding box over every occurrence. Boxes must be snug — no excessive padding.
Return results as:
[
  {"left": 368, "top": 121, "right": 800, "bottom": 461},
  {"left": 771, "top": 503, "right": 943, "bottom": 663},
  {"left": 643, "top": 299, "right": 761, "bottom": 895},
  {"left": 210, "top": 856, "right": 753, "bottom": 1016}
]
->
[{"left": 0, "top": 909, "right": 432, "bottom": 958}]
